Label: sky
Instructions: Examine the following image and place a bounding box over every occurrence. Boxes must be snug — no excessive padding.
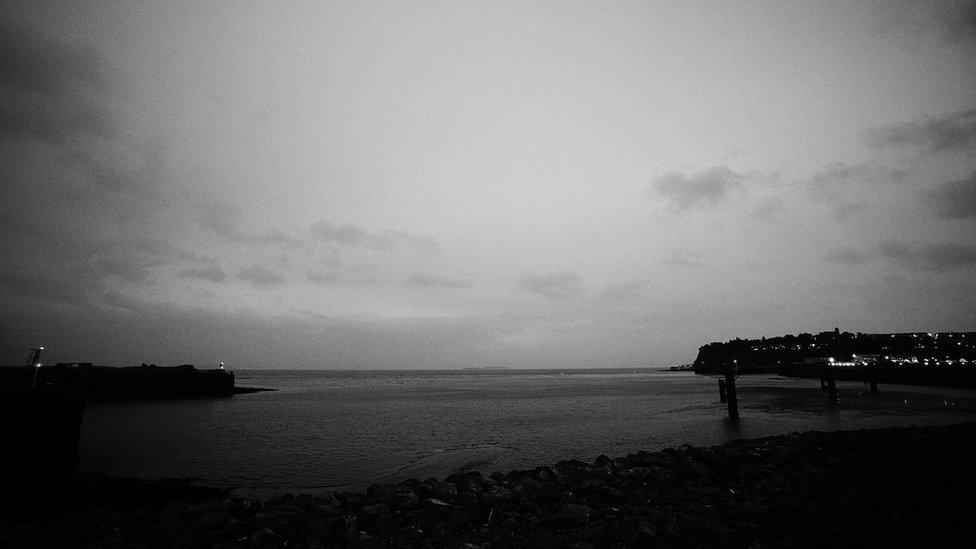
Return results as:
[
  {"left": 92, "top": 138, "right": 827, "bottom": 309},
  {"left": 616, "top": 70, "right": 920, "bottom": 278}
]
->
[{"left": 1, "top": 1, "right": 975, "bottom": 369}]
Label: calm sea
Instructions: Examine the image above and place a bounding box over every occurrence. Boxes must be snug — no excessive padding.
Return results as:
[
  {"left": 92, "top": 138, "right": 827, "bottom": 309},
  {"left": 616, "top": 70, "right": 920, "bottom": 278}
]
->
[{"left": 79, "top": 369, "right": 976, "bottom": 495}]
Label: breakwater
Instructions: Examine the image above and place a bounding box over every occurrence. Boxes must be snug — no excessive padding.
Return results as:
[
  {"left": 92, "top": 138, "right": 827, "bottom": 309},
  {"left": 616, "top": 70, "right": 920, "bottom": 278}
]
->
[{"left": 0, "top": 363, "right": 236, "bottom": 400}]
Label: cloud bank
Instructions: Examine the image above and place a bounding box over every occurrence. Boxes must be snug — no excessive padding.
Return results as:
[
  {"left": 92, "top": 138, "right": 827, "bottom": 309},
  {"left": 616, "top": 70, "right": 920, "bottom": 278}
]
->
[
  {"left": 651, "top": 167, "right": 744, "bottom": 210},
  {"left": 924, "top": 171, "right": 976, "bottom": 219},
  {"left": 519, "top": 271, "right": 584, "bottom": 300},
  {"left": 868, "top": 109, "right": 976, "bottom": 152}
]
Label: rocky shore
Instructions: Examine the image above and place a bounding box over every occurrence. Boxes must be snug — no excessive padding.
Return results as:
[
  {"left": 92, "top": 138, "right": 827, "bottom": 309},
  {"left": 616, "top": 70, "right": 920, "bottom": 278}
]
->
[{"left": 4, "top": 422, "right": 975, "bottom": 547}]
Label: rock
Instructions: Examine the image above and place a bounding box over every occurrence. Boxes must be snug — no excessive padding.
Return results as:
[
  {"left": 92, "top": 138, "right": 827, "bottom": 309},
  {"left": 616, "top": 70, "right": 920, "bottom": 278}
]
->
[
  {"left": 512, "top": 477, "right": 540, "bottom": 500},
  {"left": 561, "top": 503, "right": 593, "bottom": 522},
  {"left": 392, "top": 488, "right": 420, "bottom": 510},
  {"left": 141, "top": 517, "right": 188, "bottom": 548},
  {"left": 313, "top": 502, "right": 340, "bottom": 518},
  {"left": 228, "top": 497, "right": 262, "bottom": 519},
  {"left": 554, "top": 459, "right": 593, "bottom": 480},
  {"left": 254, "top": 505, "right": 312, "bottom": 532},
  {"left": 426, "top": 480, "right": 458, "bottom": 501},
  {"left": 483, "top": 483, "right": 512, "bottom": 503},
  {"left": 247, "top": 527, "right": 283, "bottom": 549},
  {"left": 180, "top": 527, "right": 247, "bottom": 549},
  {"left": 305, "top": 517, "right": 330, "bottom": 539},
  {"left": 359, "top": 503, "right": 390, "bottom": 520}
]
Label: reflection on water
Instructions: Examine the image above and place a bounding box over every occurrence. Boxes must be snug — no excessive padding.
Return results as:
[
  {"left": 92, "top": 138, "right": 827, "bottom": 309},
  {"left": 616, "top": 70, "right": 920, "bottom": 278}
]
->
[{"left": 79, "top": 370, "right": 976, "bottom": 495}]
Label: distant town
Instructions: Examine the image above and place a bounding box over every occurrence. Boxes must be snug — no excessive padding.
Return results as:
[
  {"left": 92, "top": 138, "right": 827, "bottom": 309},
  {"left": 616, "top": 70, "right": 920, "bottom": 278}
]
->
[{"left": 691, "top": 329, "right": 976, "bottom": 386}]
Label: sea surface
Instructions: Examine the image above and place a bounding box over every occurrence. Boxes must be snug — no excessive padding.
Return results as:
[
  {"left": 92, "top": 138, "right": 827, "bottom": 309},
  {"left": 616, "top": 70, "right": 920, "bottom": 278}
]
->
[{"left": 79, "top": 369, "right": 976, "bottom": 496}]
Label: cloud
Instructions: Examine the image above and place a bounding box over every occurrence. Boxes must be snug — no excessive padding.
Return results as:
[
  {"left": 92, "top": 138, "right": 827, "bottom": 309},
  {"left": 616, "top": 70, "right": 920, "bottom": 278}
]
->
[
  {"left": 662, "top": 248, "right": 705, "bottom": 268},
  {"left": 310, "top": 221, "right": 439, "bottom": 252},
  {"left": 805, "top": 162, "right": 904, "bottom": 220},
  {"left": 876, "top": 1, "right": 976, "bottom": 45},
  {"left": 867, "top": 109, "right": 976, "bottom": 152},
  {"left": 0, "top": 236, "right": 191, "bottom": 305},
  {"left": 200, "top": 204, "right": 302, "bottom": 247},
  {"left": 924, "top": 171, "right": 976, "bottom": 219},
  {"left": 750, "top": 198, "right": 786, "bottom": 224},
  {"left": 650, "top": 167, "right": 744, "bottom": 209},
  {"left": 236, "top": 267, "right": 285, "bottom": 287},
  {"left": 518, "top": 271, "right": 584, "bottom": 300},
  {"left": 946, "top": 3, "right": 976, "bottom": 42},
  {"left": 306, "top": 264, "right": 385, "bottom": 286},
  {"left": 878, "top": 241, "right": 976, "bottom": 271},
  {"left": 824, "top": 247, "right": 872, "bottom": 265},
  {"left": 404, "top": 273, "right": 472, "bottom": 289},
  {"left": 600, "top": 279, "right": 644, "bottom": 301},
  {"left": 0, "top": 17, "right": 114, "bottom": 143},
  {"left": 177, "top": 266, "right": 227, "bottom": 282}
]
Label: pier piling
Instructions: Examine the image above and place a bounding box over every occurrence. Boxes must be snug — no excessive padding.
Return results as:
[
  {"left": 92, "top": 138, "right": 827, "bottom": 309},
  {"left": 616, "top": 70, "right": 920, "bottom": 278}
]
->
[
  {"left": 821, "top": 367, "right": 838, "bottom": 404},
  {"left": 724, "top": 362, "right": 739, "bottom": 421}
]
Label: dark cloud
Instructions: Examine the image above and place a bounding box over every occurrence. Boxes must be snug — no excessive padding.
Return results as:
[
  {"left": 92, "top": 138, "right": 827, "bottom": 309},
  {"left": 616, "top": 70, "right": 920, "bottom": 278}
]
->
[
  {"left": 824, "top": 247, "right": 872, "bottom": 265},
  {"left": 236, "top": 267, "right": 285, "bottom": 287},
  {"left": 600, "top": 279, "right": 643, "bottom": 301},
  {"left": 0, "top": 17, "right": 114, "bottom": 143},
  {"left": 867, "top": 109, "right": 976, "bottom": 152},
  {"left": 310, "top": 221, "right": 439, "bottom": 253},
  {"left": 805, "top": 162, "right": 904, "bottom": 220},
  {"left": 518, "top": 271, "right": 584, "bottom": 300},
  {"left": 947, "top": 3, "right": 976, "bottom": 42},
  {"left": 877, "top": 1, "right": 976, "bottom": 45},
  {"left": 307, "top": 264, "right": 384, "bottom": 286},
  {"left": 750, "top": 198, "right": 785, "bottom": 224},
  {"left": 177, "top": 266, "right": 227, "bottom": 282},
  {"left": 404, "top": 273, "right": 472, "bottom": 289},
  {"left": 200, "top": 205, "right": 302, "bottom": 247},
  {"left": 651, "top": 167, "right": 744, "bottom": 210},
  {"left": 924, "top": 171, "right": 976, "bottom": 219},
  {"left": 0, "top": 234, "right": 192, "bottom": 306},
  {"left": 878, "top": 241, "right": 976, "bottom": 271},
  {"left": 0, "top": 269, "right": 90, "bottom": 305}
]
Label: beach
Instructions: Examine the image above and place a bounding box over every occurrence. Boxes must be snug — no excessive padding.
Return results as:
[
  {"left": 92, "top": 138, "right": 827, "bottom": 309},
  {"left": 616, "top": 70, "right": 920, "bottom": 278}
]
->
[{"left": 4, "top": 421, "right": 974, "bottom": 547}]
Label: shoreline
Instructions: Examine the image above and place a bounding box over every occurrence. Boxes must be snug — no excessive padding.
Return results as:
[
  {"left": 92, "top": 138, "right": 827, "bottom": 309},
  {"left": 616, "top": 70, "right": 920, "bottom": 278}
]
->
[{"left": 4, "top": 421, "right": 974, "bottom": 546}]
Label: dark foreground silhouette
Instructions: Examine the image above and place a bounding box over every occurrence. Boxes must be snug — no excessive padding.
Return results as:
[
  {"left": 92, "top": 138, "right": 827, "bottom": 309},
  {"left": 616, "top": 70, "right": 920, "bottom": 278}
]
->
[{"left": 3, "top": 422, "right": 974, "bottom": 547}]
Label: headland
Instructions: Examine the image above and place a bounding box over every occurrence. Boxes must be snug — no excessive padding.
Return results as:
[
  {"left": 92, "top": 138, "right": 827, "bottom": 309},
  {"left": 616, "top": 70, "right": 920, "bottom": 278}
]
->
[{"left": 693, "top": 329, "right": 976, "bottom": 387}]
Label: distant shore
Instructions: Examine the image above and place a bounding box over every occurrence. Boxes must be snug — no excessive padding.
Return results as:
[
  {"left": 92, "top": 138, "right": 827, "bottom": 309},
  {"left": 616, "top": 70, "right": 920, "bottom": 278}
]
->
[{"left": 4, "top": 421, "right": 974, "bottom": 546}]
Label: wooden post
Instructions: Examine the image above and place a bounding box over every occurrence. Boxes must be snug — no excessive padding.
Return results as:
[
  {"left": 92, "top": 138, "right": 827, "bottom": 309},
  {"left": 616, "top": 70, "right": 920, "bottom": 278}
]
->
[
  {"left": 718, "top": 378, "right": 727, "bottom": 403},
  {"left": 824, "top": 366, "right": 838, "bottom": 404},
  {"left": 724, "top": 361, "right": 739, "bottom": 420}
]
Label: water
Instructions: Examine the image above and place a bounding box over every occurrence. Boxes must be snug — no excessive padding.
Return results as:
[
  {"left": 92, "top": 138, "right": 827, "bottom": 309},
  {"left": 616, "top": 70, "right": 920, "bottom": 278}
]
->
[{"left": 78, "top": 369, "right": 976, "bottom": 496}]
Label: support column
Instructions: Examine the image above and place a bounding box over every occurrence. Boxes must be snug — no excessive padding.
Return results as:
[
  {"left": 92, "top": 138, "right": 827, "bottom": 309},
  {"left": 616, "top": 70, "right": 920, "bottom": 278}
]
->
[{"left": 724, "top": 361, "right": 739, "bottom": 420}]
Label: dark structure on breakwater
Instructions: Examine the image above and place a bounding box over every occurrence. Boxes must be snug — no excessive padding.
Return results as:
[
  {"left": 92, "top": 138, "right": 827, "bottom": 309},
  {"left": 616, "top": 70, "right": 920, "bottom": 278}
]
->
[
  {"left": 693, "top": 329, "right": 976, "bottom": 387},
  {"left": 0, "top": 363, "right": 236, "bottom": 400}
]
